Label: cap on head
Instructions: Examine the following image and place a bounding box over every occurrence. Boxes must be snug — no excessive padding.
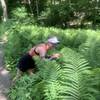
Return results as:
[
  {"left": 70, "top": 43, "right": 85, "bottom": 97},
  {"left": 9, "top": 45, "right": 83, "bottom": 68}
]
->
[{"left": 47, "top": 36, "right": 60, "bottom": 44}]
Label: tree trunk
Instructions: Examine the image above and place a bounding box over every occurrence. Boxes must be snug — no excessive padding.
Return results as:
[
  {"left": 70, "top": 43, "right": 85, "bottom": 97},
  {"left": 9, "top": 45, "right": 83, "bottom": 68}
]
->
[
  {"left": 59, "top": 0, "right": 61, "bottom": 4},
  {"left": 27, "top": 0, "right": 33, "bottom": 15},
  {"left": 51, "top": 0, "right": 53, "bottom": 4},
  {"left": 0, "top": 0, "right": 8, "bottom": 22},
  {"left": 54, "top": 0, "right": 55, "bottom": 5},
  {"left": 36, "top": 0, "right": 39, "bottom": 16}
]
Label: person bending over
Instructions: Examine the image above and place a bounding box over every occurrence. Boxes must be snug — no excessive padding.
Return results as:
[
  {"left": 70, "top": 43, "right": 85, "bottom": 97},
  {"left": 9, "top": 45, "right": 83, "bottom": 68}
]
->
[{"left": 13, "top": 36, "right": 60, "bottom": 81}]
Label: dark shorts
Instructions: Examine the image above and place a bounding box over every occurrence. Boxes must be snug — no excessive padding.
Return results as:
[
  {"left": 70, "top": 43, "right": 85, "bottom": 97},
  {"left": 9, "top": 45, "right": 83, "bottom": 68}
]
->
[{"left": 17, "top": 53, "right": 36, "bottom": 72}]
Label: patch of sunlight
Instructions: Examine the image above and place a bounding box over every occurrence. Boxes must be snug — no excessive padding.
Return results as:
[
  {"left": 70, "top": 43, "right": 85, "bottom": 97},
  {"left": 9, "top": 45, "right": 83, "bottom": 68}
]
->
[
  {"left": 6, "top": 64, "right": 10, "bottom": 68},
  {"left": 0, "top": 50, "right": 2, "bottom": 54},
  {"left": 2, "top": 32, "right": 8, "bottom": 43},
  {"left": 0, "top": 69, "right": 9, "bottom": 76},
  {"left": 0, "top": 41, "right": 4, "bottom": 45}
]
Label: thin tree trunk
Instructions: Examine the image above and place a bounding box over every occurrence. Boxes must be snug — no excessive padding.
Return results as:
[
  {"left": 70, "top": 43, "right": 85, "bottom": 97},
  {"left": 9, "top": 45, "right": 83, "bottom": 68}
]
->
[
  {"left": 51, "top": 0, "right": 52, "bottom": 4},
  {"left": 0, "top": 0, "right": 8, "bottom": 22},
  {"left": 36, "top": 0, "right": 39, "bottom": 16},
  {"left": 54, "top": 0, "right": 55, "bottom": 5},
  {"left": 59, "top": 0, "right": 61, "bottom": 4},
  {"left": 27, "top": 0, "right": 33, "bottom": 15}
]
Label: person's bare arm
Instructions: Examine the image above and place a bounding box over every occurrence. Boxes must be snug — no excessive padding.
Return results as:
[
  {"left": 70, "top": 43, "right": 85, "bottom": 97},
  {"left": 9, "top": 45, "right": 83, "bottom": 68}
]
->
[
  {"left": 37, "top": 46, "right": 61, "bottom": 60},
  {"left": 51, "top": 53, "right": 61, "bottom": 59}
]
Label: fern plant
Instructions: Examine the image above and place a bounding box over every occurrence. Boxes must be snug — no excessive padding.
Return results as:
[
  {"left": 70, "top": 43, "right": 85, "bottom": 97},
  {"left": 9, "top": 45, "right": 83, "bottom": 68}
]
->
[
  {"left": 58, "top": 48, "right": 96, "bottom": 100},
  {"left": 35, "top": 59, "right": 62, "bottom": 100},
  {"left": 79, "top": 36, "right": 100, "bottom": 66},
  {"left": 36, "top": 48, "right": 97, "bottom": 100},
  {"left": 9, "top": 48, "right": 98, "bottom": 100}
]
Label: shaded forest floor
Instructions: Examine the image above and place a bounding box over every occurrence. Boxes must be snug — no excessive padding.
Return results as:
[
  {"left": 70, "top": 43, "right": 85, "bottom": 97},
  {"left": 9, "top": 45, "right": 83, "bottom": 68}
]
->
[{"left": 0, "top": 37, "right": 11, "bottom": 100}]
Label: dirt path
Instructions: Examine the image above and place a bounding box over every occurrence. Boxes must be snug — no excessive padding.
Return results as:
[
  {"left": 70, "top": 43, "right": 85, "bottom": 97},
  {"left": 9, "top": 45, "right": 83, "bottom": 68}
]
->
[{"left": 0, "top": 41, "right": 11, "bottom": 100}]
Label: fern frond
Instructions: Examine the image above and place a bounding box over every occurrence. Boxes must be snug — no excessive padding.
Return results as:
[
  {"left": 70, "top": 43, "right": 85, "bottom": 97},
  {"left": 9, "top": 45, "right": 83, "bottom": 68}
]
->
[
  {"left": 59, "top": 48, "right": 93, "bottom": 100},
  {"left": 79, "top": 36, "right": 100, "bottom": 66},
  {"left": 36, "top": 60, "right": 62, "bottom": 100}
]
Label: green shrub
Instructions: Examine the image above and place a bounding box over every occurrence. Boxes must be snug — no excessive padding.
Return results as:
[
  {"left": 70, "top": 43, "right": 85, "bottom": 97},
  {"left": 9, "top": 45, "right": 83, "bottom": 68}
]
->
[
  {"left": 11, "top": 6, "right": 27, "bottom": 19},
  {"left": 9, "top": 48, "right": 99, "bottom": 100},
  {"left": 3, "top": 22, "right": 100, "bottom": 100},
  {"left": 79, "top": 34, "right": 100, "bottom": 66}
]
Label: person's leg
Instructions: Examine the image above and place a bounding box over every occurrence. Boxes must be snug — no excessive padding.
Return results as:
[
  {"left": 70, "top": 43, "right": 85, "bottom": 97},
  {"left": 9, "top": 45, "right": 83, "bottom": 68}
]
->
[
  {"left": 27, "top": 59, "right": 36, "bottom": 75},
  {"left": 12, "top": 68, "right": 23, "bottom": 82},
  {"left": 27, "top": 69, "right": 34, "bottom": 75}
]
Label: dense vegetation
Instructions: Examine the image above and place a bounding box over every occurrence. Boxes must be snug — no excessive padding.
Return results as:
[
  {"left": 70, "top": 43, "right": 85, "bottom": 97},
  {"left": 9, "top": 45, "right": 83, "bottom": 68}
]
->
[
  {"left": 0, "top": 0, "right": 100, "bottom": 28},
  {"left": 0, "top": 0, "right": 100, "bottom": 100},
  {"left": 0, "top": 21, "right": 99, "bottom": 100}
]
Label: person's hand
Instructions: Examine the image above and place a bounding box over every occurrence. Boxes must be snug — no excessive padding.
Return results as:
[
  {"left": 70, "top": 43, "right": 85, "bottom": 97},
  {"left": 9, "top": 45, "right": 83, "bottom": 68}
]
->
[{"left": 51, "top": 53, "right": 61, "bottom": 59}]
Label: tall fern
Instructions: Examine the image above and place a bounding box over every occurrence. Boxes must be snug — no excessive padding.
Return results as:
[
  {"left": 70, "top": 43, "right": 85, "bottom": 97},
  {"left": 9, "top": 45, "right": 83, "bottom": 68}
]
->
[
  {"left": 9, "top": 48, "right": 98, "bottom": 100},
  {"left": 37, "top": 48, "right": 97, "bottom": 100},
  {"left": 36, "top": 60, "right": 62, "bottom": 100},
  {"left": 79, "top": 36, "right": 100, "bottom": 66},
  {"left": 58, "top": 48, "right": 96, "bottom": 100}
]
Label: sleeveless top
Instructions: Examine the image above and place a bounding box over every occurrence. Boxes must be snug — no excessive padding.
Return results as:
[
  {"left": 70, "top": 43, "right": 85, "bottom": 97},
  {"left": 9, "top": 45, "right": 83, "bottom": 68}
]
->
[{"left": 34, "top": 47, "right": 39, "bottom": 55}]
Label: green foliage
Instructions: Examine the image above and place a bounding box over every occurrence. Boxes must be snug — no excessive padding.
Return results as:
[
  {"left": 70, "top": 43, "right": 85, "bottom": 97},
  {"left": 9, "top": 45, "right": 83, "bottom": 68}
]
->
[
  {"left": 4, "top": 23, "right": 100, "bottom": 72},
  {"left": 9, "top": 47, "right": 99, "bottom": 100},
  {"left": 36, "top": 0, "right": 100, "bottom": 28},
  {"left": 0, "top": 0, "right": 100, "bottom": 99},
  {"left": 0, "top": 21, "right": 13, "bottom": 38},
  {"left": 3, "top": 21, "right": 100, "bottom": 100},
  {"left": 5, "top": 0, "right": 100, "bottom": 28},
  {"left": 39, "top": 2, "right": 74, "bottom": 27},
  {"left": 9, "top": 61, "right": 61, "bottom": 100},
  {"left": 79, "top": 34, "right": 100, "bottom": 66},
  {"left": 11, "top": 6, "right": 27, "bottom": 19},
  {"left": 59, "top": 48, "right": 95, "bottom": 100},
  {"left": 31, "top": 0, "right": 47, "bottom": 16}
]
